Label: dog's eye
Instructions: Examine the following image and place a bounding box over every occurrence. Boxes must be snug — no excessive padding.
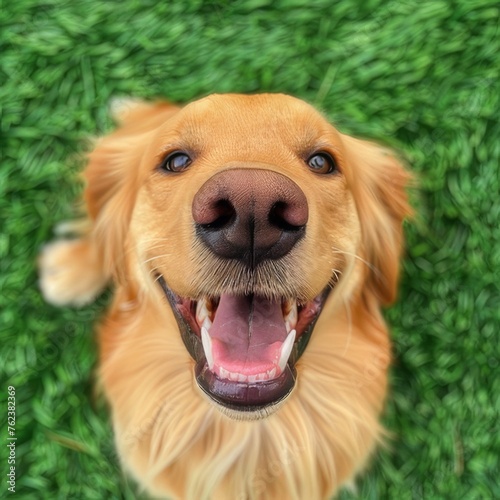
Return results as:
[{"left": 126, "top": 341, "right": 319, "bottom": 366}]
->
[
  {"left": 307, "top": 153, "right": 338, "bottom": 175},
  {"left": 160, "top": 152, "right": 192, "bottom": 172}
]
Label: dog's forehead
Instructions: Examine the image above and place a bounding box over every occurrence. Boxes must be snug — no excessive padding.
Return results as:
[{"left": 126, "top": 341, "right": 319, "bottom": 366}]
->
[
  {"left": 170, "top": 93, "right": 334, "bottom": 150},
  {"left": 186, "top": 93, "right": 315, "bottom": 116}
]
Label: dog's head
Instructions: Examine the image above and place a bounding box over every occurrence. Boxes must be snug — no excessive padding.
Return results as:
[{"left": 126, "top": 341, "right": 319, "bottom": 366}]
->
[{"left": 89, "top": 93, "right": 411, "bottom": 420}]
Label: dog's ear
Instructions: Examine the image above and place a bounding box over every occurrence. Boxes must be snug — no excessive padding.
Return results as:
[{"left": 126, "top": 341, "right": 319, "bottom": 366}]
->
[
  {"left": 84, "top": 100, "right": 180, "bottom": 280},
  {"left": 340, "top": 135, "right": 413, "bottom": 305}
]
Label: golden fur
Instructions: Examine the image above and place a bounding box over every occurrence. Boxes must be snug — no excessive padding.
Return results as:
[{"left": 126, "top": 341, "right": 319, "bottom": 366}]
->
[{"left": 39, "top": 94, "right": 411, "bottom": 499}]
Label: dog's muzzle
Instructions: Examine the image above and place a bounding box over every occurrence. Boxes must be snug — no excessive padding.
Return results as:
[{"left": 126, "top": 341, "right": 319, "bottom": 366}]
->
[{"left": 157, "top": 169, "right": 334, "bottom": 418}]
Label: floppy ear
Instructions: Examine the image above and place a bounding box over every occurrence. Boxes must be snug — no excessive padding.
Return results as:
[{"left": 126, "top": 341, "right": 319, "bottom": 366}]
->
[
  {"left": 84, "top": 100, "right": 180, "bottom": 280},
  {"left": 340, "top": 135, "right": 413, "bottom": 305}
]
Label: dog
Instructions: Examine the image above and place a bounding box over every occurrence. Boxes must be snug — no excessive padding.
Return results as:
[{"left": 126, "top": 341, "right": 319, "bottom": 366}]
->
[{"left": 38, "top": 93, "right": 412, "bottom": 499}]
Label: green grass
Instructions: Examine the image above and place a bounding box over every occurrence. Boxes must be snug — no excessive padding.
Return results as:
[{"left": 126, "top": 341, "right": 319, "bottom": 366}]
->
[{"left": 1, "top": 1, "right": 499, "bottom": 498}]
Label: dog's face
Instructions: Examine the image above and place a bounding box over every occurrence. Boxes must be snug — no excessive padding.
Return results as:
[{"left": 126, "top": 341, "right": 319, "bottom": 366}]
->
[
  {"left": 123, "top": 94, "right": 361, "bottom": 415},
  {"left": 80, "top": 93, "right": 411, "bottom": 497}
]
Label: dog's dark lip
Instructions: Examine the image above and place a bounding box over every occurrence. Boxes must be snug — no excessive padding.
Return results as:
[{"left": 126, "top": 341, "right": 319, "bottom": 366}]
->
[
  {"left": 156, "top": 275, "right": 332, "bottom": 414},
  {"left": 195, "top": 362, "right": 296, "bottom": 416}
]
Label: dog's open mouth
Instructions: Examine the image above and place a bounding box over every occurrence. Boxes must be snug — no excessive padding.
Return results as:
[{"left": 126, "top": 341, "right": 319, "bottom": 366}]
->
[{"left": 157, "top": 276, "right": 331, "bottom": 416}]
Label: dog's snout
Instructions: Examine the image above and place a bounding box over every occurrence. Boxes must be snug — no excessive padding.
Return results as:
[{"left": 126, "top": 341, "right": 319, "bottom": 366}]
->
[{"left": 192, "top": 169, "right": 308, "bottom": 267}]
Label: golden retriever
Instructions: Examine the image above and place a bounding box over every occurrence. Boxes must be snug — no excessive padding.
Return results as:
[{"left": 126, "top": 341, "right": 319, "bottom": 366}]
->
[{"left": 39, "top": 93, "right": 412, "bottom": 499}]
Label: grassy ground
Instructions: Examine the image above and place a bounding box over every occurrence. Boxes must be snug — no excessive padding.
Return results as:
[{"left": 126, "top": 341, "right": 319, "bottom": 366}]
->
[{"left": 1, "top": 1, "right": 499, "bottom": 498}]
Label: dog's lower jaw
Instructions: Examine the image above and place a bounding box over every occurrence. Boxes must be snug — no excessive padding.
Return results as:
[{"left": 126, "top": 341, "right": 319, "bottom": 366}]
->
[
  {"left": 155, "top": 275, "right": 333, "bottom": 418},
  {"left": 195, "top": 361, "right": 296, "bottom": 421},
  {"left": 195, "top": 380, "right": 294, "bottom": 421}
]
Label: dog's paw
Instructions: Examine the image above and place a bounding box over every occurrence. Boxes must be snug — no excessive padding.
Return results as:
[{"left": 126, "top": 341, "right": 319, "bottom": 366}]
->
[{"left": 38, "top": 239, "right": 107, "bottom": 307}]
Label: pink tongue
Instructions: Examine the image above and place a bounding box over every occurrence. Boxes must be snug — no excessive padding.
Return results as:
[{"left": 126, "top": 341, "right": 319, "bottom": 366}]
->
[{"left": 209, "top": 294, "right": 287, "bottom": 375}]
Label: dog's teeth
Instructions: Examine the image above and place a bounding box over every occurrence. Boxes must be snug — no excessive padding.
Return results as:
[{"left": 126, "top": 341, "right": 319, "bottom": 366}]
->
[
  {"left": 218, "top": 369, "right": 247, "bottom": 382},
  {"left": 202, "top": 317, "right": 212, "bottom": 330},
  {"left": 284, "top": 300, "right": 298, "bottom": 333},
  {"left": 215, "top": 368, "right": 280, "bottom": 383},
  {"left": 201, "top": 327, "right": 214, "bottom": 370},
  {"left": 278, "top": 329, "right": 296, "bottom": 373},
  {"left": 196, "top": 298, "right": 212, "bottom": 327}
]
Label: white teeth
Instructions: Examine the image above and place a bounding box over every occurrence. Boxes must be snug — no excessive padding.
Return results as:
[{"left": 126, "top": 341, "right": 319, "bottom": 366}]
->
[
  {"left": 278, "top": 329, "right": 296, "bottom": 373},
  {"left": 283, "top": 300, "right": 298, "bottom": 333},
  {"left": 202, "top": 317, "right": 212, "bottom": 330},
  {"left": 196, "top": 299, "right": 212, "bottom": 327},
  {"left": 201, "top": 327, "right": 214, "bottom": 370},
  {"left": 200, "top": 298, "right": 298, "bottom": 383}
]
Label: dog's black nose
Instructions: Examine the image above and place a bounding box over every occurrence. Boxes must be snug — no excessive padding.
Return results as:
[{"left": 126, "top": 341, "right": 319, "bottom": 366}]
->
[{"left": 192, "top": 169, "right": 308, "bottom": 267}]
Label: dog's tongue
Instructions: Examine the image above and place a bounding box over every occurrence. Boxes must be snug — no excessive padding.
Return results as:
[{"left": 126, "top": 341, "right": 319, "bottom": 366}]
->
[{"left": 209, "top": 294, "right": 288, "bottom": 375}]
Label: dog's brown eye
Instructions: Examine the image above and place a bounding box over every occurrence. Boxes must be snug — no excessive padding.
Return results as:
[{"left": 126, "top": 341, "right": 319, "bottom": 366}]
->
[
  {"left": 160, "top": 152, "right": 192, "bottom": 172},
  {"left": 307, "top": 153, "right": 338, "bottom": 175}
]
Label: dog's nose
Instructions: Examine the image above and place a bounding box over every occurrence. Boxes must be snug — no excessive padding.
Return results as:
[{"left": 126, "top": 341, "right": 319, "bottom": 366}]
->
[{"left": 192, "top": 169, "right": 308, "bottom": 267}]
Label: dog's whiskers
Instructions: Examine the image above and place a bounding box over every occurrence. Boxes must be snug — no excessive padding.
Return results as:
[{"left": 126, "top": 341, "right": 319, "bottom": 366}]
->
[
  {"left": 331, "top": 247, "right": 381, "bottom": 277},
  {"left": 121, "top": 241, "right": 171, "bottom": 260},
  {"left": 330, "top": 268, "right": 342, "bottom": 285},
  {"left": 147, "top": 265, "right": 169, "bottom": 281},
  {"left": 142, "top": 254, "right": 173, "bottom": 266}
]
